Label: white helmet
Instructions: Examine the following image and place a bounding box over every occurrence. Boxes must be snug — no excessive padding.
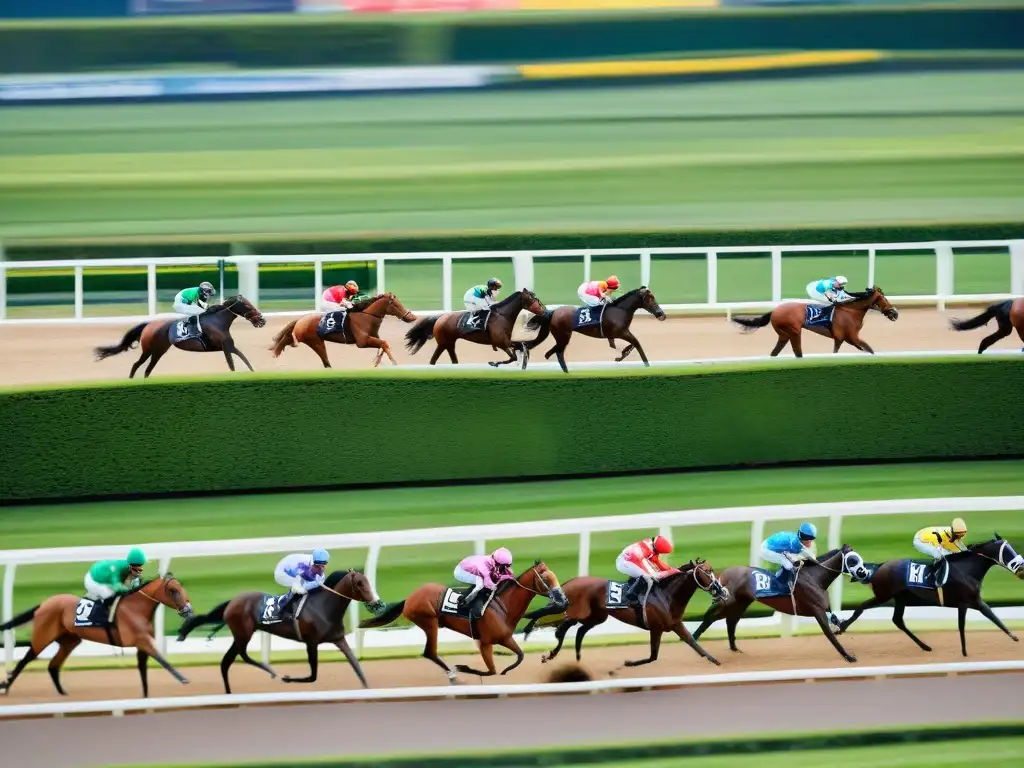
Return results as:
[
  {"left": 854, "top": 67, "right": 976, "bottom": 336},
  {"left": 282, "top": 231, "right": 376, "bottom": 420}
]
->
[{"left": 834, "top": 276, "right": 848, "bottom": 287}]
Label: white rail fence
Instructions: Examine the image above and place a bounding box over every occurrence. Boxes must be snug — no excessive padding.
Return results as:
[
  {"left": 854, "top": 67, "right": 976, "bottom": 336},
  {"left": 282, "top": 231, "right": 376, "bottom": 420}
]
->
[
  {"left": 2, "top": 661, "right": 1022, "bottom": 720},
  {"left": 1, "top": 239, "right": 1021, "bottom": 324},
  {"left": 3, "top": 497, "right": 1022, "bottom": 669}
]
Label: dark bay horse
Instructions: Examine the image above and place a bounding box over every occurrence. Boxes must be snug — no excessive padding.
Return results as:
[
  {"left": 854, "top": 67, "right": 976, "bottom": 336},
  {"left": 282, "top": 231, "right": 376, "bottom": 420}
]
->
[
  {"left": 94, "top": 295, "right": 266, "bottom": 377},
  {"left": 269, "top": 293, "right": 417, "bottom": 368},
  {"left": 524, "top": 287, "right": 667, "bottom": 373},
  {"left": 404, "top": 288, "right": 545, "bottom": 367},
  {"left": 0, "top": 575, "right": 194, "bottom": 698},
  {"left": 692, "top": 546, "right": 870, "bottom": 663},
  {"left": 838, "top": 535, "right": 1023, "bottom": 656},
  {"left": 176, "top": 570, "right": 379, "bottom": 693},
  {"left": 522, "top": 560, "right": 726, "bottom": 668},
  {"left": 732, "top": 287, "right": 898, "bottom": 357},
  {"left": 359, "top": 561, "right": 564, "bottom": 683},
  {"left": 950, "top": 298, "right": 1024, "bottom": 353}
]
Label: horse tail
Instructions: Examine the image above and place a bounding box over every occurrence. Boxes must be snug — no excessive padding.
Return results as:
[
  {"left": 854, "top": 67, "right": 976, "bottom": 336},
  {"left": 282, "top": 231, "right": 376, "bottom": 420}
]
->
[
  {"left": 521, "top": 602, "right": 566, "bottom": 641},
  {"left": 176, "top": 600, "right": 228, "bottom": 641},
  {"left": 731, "top": 312, "right": 772, "bottom": 333},
  {"left": 950, "top": 302, "right": 1005, "bottom": 331},
  {"left": 0, "top": 605, "right": 38, "bottom": 631},
  {"left": 358, "top": 600, "right": 405, "bottom": 629},
  {"left": 94, "top": 322, "right": 147, "bottom": 360},
  {"left": 270, "top": 319, "right": 300, "bottom": 357},
  {"left": 524, "top": 310, "right": 553, "bottom": 350},
  {"left": 404, "top": 316, "right": 439, "bottom": 354}
]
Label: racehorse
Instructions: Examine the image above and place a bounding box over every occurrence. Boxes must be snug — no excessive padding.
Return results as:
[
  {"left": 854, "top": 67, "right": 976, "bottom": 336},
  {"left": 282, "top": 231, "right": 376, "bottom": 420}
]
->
[
  {"left": 692, "top": 546, "right": 870, "bottom": 663},
  {"left": 94, "top": 295, "right": 266, "bottom": 377},
  {"left": 950, "top": 298, "right": 1024, "bottom": 354},
  {"left": 523, "top": 287, "right": 667, "bottom": 373},
  {"left": 732, "top": 287, "right": 899, "bottom": 357},
  {"left": 0, "top": 575, "right": 194, "bottom": 698},
  {"left": 176, "top": 570, "right": 378, "bottom": 694},
  {"left": 521, "top": 559, "right": 726, "bottom": 668},
  {"left": 268, "top": 293, "right": 417, "bottom": 368},
  {"left": 359, "top": 560, "right": 565, "bottom": 683},
  {"left": 403, "top": 288, "right": 545, "bottom": 367},
  {"left": 837, "top": 535, "right": 1023, "bottom": 656}
]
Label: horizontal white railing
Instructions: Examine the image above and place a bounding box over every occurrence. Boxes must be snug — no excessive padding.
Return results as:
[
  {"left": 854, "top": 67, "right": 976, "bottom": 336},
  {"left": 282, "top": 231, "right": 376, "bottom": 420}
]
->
[
  {"left": 1, "top": 239, "right": 1021, "bottom": 323},
  {"left": 3, "top": 496, "right": 1022, "bottom": 671},
  {"left": 0, "top": 661, "right": 1020, "bottom": 720}
]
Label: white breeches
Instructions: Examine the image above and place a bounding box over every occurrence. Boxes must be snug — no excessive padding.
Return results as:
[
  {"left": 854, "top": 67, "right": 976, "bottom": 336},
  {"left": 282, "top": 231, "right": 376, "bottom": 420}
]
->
[
  {"left": 760, "top": 545, "right": 796, "bottom": 571},
  {"left": 463, "top": 291, "right": 490, "bottom": 310},
  {"left": 805, "top": 283, "right": 831, "bottom": 304},
  {"left": 84, "top": 574, "right": 115, "bottom": 601},
  {"left": 913, "top": 535, "right": 947, "bottom": 560},
  {"left": 174, "top": 302, "right": 204, "bottom": 316},
  {"left": 616, "top": 554, "right": 654, "bottom": 582},
  {"left": 273, "top": 563, "right": 302, "bottom": 591},
  {"left": 322, "top": 301, "right": 346, "bottom": 312},
  {"left": 454, "top": 566, "right": 485, "bottom": 598},
  {"left": 578, "top": 289, "right": 604, "bottom": 307}
]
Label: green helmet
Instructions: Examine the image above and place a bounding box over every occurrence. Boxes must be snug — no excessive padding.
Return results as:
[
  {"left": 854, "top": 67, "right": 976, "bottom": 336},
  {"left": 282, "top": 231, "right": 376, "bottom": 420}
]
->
[{"left": 126, "top": 547, "right": 147, "bottom": 567}]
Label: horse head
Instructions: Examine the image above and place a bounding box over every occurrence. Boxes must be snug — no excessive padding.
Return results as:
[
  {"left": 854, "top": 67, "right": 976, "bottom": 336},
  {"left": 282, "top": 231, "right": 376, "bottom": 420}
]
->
[
  {"left": 614, "top": 286, "right": 666, "bottom": 320},
  {"left": 383, "top": 293, "right": 417, "bottom": 323},
  {"left": 328, "top": 568, "right": 380, "bottom": 602},
  {"left": 218, "top": 294, "right": 266, "bottom": 328},
  {"left": 972, "top": 535, "right": 1024, "bottom": 579},
  {"left": 690, "top": 558, "right": 728, "bottom": 600},
  {"left": 839, "top": 545, "right": 871, "bottom": 583},
  {"left": 516, "top": 288, "right": 545, "bottom": 316},
  {"left": 640, "top": 287, "right": 667, "bottom": 321},
  {"left": 142, "top": 573, "right": 194, "bottom": 618},
  {"left": 519, "top": 560, "right": 565, "bottom": 605},
  {"left": 866, "top": 286, "right": 898, "bottom": 321}
]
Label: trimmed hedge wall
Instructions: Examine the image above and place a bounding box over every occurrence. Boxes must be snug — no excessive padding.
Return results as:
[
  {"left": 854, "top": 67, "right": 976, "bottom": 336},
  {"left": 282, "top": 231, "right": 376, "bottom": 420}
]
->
[
  {"left": 2, "top": 4, "right": 1022, "bottom": 74},
  {"left": 3, "top": 358, "right": 1022, "bottom": 503}
]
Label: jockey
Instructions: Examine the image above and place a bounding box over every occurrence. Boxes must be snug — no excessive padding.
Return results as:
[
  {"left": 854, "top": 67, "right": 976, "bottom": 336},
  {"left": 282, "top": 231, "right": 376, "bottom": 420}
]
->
[
  {"left": 761, "top": 523, "right": 817, "bottom": 590},
  {"left": 616, "top": 534, "right": 676, "bottom": 604},
  {"left": 806, "top": 276, "right": 851, "bottom": 305},
  {"left": 454, "top": 547, "right": 515, "bottom": 618},
  {"left": 913, "top": 518, "right": 968, "bottom": 561},
  {"left": 322, "top": 281, "right": 362, "bottom": 312},
  {"left": 577, "top": 276, "right": 620, "bottom": 308},
  {"left": 84, "top": 547, "right": 147, "bottom": 604},
  {"left": 274, "top": 549, "right": 330, "bottom": 612},
  {"left": 463, "top": 278, "right": 502, "bottom": 310},
  {"left": 173, "top": 282, "right": 216, "bottom": 316}
]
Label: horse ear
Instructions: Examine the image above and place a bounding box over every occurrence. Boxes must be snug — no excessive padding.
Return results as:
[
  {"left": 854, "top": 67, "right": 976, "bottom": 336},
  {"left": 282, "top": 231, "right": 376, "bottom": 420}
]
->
[{"left": 995, "top": 532, "right": 1002, "bottom": 540}]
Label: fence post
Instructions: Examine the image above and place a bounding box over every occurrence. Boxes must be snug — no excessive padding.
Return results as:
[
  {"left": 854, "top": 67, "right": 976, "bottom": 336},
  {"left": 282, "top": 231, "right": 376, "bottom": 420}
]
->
[
  {"left": 356, "top": 543, "right": 382, "bottom": 658},
  {"left": 156, "top": 556, "right": 172, "bottom": 656},
  {"left": 935, "top": 243, "right": 954, "bottom": 310},
  {"left": 827, "top": 514, "right": 843, "bottom": 614},
  {"left": 583, "top": 250, "right": 592, "bottom": 283},
  {"left": 749, "top": 519, "right": 764, "bottom": 566},
  {"left": 640, "top": 252, "right": 651, "bottom": 288},
  {"left": 314, "top": 260, "right": 323, "bottom": 311},
  {"left": 237, "top": 257, "right": 260, "bottom": 308},
  {"left": 3, "top": 563, "right": 15, "bottom": 673},
  {"left": 867, "top": 247, "right": 877, "bottom": 288},
  {"left": 442, "top": 256, "right": 452, "bottom": 312},
  {"left": 770, "top": 248, "right": 782, "bottom": 303},
  {"left": 376, "top": 257, "right": 386, "bottom": 295},
  {"left": 1010, "top": 240, "right": 1024, "bottom": 295},
  {"left": 578, "top": 531, "right": 590, "bottom": 577},
  {"left": 512, "top": 253, "right": 534, "bottom": 291},
  {"left": 74, "top": 265, "right": 84, "bottom": 320},
  {"left": 147, "top": 263, "right": 157, "bottom": 317},
  {"left": 707, "top": 251, "right": 717, "bottom": 306}
]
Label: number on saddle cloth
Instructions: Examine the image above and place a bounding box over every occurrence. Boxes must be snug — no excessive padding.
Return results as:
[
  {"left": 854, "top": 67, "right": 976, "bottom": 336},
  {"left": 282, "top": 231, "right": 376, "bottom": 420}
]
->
[
  {"left": 440, "top": 587, "right": 475, "bottom": 619},
  {"left": 457, "top": 309, "right": 490, "bottom": 336},
  {"left": 573, "top": 305, "right": 605, "bottom": 332},
  {"left": 259, "top": 594, "right": 291, "bottom": 625},
  {"left": 804, "top": 304, "right": 835, "bottom": 330},
  {"left": 904, "top": 560, "right": 940, "bottom": 590},
  {"left": 751, "top": 568, "right": 792, "bottom": 598},
  {"left": 317, "top": 310, "right": 348, "bottom": 339},
  {"left": 74, "top": 597, "right": 111, "bottom": 628},
  {"left": 169, "top": 315, "right": 205, "bottom": 345},
  {"left": 605, "top": 580, "right": 635, "bottom": 609}
]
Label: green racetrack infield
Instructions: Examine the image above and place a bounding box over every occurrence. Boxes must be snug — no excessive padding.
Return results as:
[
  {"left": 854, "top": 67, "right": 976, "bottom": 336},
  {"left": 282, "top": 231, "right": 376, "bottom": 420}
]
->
[{"left": 5, "top": 460, "right": 1023, "bottom": 639}]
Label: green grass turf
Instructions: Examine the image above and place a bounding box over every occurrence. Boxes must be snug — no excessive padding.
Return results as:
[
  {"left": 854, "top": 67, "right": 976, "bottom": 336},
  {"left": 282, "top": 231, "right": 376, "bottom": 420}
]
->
[
  {"left": 4, "top": 460, "right": 1023, "bottom": 639},
  {"left": 1, "top": 72, "right": 1023, "bottom": 240}
]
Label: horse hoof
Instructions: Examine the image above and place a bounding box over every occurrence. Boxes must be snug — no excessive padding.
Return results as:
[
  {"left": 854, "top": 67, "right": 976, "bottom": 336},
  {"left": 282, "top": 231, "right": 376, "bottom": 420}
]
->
[
  {"left": 541, "top": 654, "right": 549, "bottom": 664},
  {"left": 844, "top": 655, "right": 857, "bottom": 664},
  {"left": 1011, "top": 634, "right": 1019, "bottom": 642},
  {"left": 181, "top": 679, "right": 191, "bottom": 685},
  {"left": 921, "top": 645, "right": 933, "bottom": 652},
  {"left": 707, "top": 656, "right": 721, "bottom": 666},
  {"left": 488, "top": 362, "right": 499, "bottom": 368}
]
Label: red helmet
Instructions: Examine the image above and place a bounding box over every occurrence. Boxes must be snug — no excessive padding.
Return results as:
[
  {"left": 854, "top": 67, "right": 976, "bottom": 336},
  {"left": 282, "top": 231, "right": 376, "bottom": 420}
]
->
[
  {"left": 652, "top": 535, "right": 673, "bottom": 554},
  {"left": 606, "top": 275, "right": 620, "bottom": 290},
  {"left": 345, "top": 280, "right": 359, "bottom": 295}
]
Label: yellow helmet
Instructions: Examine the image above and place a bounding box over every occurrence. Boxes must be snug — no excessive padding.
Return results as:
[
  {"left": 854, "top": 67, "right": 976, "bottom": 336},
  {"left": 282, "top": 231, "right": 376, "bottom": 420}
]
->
[{"left": 951, "top": 517, "right": 967, "bottom": 535}]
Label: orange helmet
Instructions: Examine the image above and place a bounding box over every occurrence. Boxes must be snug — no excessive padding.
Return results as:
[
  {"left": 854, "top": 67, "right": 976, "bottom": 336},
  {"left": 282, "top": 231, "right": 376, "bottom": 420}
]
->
[
  {"left": 652, "top": 535, "right": 673, "bottom": 555},
  {"left": 345, "top": 280, "right": 359, "bottom": 295},
  {"left": 606, "top": 275, "right": 620, "bottom": 290}
]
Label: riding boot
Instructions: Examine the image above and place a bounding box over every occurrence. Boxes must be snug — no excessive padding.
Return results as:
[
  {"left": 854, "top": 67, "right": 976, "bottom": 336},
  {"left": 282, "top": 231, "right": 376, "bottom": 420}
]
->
[
  {"left": 471, "top": 589, "right": 492, "bottom": 619},
  {"left": 624, "top": 578, "right": 642, "bottom": 605}
]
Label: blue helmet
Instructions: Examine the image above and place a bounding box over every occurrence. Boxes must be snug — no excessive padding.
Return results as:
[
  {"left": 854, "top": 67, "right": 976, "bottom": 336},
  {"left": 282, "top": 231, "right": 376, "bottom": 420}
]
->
[
  {"left": 798, "top": 523, "right": 817, "bottom": 541},
  {"left": 312, "top": 548, "right": 330, "bottom": 565}
]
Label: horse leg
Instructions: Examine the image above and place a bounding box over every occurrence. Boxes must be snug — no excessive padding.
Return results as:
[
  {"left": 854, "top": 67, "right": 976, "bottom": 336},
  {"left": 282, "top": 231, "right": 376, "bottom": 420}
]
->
[
  {"left": 136, "top": 634, "right": 189, "bottom": 684},
  {"left": 618, "top": 331, "right": 648, "bottom": 366},
  {"left": 136, "top": 649, "right": 150, "bottom": 698},
  {"left": 308, "top": 337, "right": 332, "bottom": 368},
  {"left": 428, "top": 344, "right": 444, "bottom": 365},
  {"left": 790, "top": 333, "right": 805, "bottom": 358},
  {"left": 978, "top": 325, "right": 1011, "bottom": 354},
  {"left": 334, "top": 636, "right": 369, "bottom": 689},
  {"left": 143, "top": 347, "right": 167, "bottom": 378},
  {"left": 0, "top": 648, "right": 38, "bottom": 693},
  {"left": 455, "top": 642, "right": 497, "bottom": 677},
  {"left": 221, "top": 346, "right": 236, "bottom": 372},
  {"left": 624, "top": 630, "right": 662, "bottom": 667},
  {"left": 283, "top": 643, "right": 318, "bottom": 684},
  {"left": 498, "top": 637, "right": 526, "bottom": 675},
  {"left": 838, "top": 593, "right": 886, "bottom": 634},
  {"left": 973, "top": 598, "right": 1019, "bottom": 643},
  {"left": 891, "top": 600, "right": 932, "bottom": 652},
  {"left": 958, "top": 604, "right": 969, "bottom": 656},
  {"left": 230, "top": 343, "right": 255, "bottom": 372},
  {"left": 725, "top": 612, "right": 743, "bottom": 653},
  {"left": 237, "top": 643, "right": 277, "bottom": 680},
  {"left": 541, "top": 618, "right": 577, "bottom": 663},
  {"left": 488, "top": 344, "right": 519, "bottom": 368},
  {"left": 129, "top": 350, "right": 151, "bottom": 379},
  {"left": 845, "top": 330, "right": 874, "bottom": 354},
  {"left": 47, "top": 635, "right": 82, "bottom": 696},
  {"left": 692, "top": 600, "right": 726, "bottom": 641},
  {"left": 219, "top": 641, "right": 241, "bottom": 694},
  {"left": 418, "top": 619, "right": 457, "bottom": 684},
  {"left": 770, "top": 335, "right": 790, "bottom": 357},
  {"left": 615, "top": 344, "right": 635, "bottom": 362},
  {"left": 814, "top": 611, "right": 857, "bottom": 663},
  {"left": 574, "top": 618, "right": 601, "bottom": 662},
  {"left": 672, "top": 621, "right": 720, "bottom": 666},
  {"left": 833, "top": 338, "right": 843, "bottom": 353}
]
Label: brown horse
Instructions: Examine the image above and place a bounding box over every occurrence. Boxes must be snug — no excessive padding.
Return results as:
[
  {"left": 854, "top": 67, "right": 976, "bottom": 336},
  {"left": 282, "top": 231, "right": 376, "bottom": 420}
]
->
[
  {"left": 0, "top": 575, "right": 194, "bottom": 698},
  {"left": 692, "top": 546, "right": 869, "bottom": 663},
  {"left": 176, "top": 570, "right": 380, "bottom": 693},
  {"left": 732, "top": 287, "right": 899, "bottom": 357},
  {"left": 94, "top": 294, "right": 266, "bottom": 377},
  {"left": 521, "top": 559, "right": 726, "bottom": 668},
  {"left": 524, "top": 287, "right": 667, "bottom": 373},
  {"left": 950, "top": 298, "right": 1024, "bottom": 354},
  {"left": 359, "top": 560, "right": 564, "bottom": 683},
  {"left": 404, "top": 288, "right": 545, "bottom": 367},
  {"left": 269, "top": 293, "right": 417, "bottom": 368},
  {"left": 838, "top": 535, "right": 1023, "bottom": 656}
]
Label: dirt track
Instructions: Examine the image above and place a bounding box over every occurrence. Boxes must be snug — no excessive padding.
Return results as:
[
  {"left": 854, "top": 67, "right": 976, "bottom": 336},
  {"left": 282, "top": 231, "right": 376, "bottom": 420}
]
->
[{"left": 2, "top": 307, "right": 1019, "bottom": 387}]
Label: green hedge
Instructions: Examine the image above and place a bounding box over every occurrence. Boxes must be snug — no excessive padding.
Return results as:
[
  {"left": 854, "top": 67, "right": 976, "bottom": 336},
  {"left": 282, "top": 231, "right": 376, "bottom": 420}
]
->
[
  {"left": 2, "top": 4, "right": 1022, "bottom": 74},
  {"left": 3, "top": 358, "right": 1022, "bottom": 503}
]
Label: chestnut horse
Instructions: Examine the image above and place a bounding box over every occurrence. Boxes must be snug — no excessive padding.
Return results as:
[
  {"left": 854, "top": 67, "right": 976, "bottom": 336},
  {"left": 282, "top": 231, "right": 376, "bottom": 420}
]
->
[
  {"left": 176, "top": 569, "right": 379, "bottom": 693},
  {"left": 404, "top": 288, "right": 545, "bottom": 367},
  {"left": 732, "top": 287, "right": 898, "bottom": 357},
  {"left": 359, "top": 560, "right": 564, "bottom": 683},
  {"left": 524, "top": 287, "right": 667, "bottom": 373},
  {"left": 522, "top": 559, "right": 727, "bottom": 668},
  {"left": 94, "top": 294, "right": 266, "bottom": 377},
  {"left": 950, "top": 298, "right": 1024, "bottom": 353},
  {"left": 269, "top": 293, "right": 416, "bottom": 368},
  {"left": 0, "top": 574, "right": 194, "bottom": 698}
]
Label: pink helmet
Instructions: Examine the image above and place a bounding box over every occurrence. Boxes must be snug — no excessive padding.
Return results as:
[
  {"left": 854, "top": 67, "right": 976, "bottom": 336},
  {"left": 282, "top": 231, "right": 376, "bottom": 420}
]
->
[{"left": 492, "top": 547, "right": 513, "bottom": 566}]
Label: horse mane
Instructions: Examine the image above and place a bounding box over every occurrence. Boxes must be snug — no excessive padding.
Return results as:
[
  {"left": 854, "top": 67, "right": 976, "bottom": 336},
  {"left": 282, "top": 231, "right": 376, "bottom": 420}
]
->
[
  {"left": 350, "top": 294, "right": 384, "bottom": 312},
  {"left": 612, "top": 287, "right": 645, "bottom": 305},
  {"left": 492, "top": 288, "right": 534, "bottom": 310},
  {"left": 816, "top": 548, "right": 841, "bottom": 562},
  {"left": 948, "top": 537, "right": 1001, "bottom": 560},
  {"left": 205, "top": 295, "right": 241, "bottom": 312},
  {"left": 844, "top": 287, "right": 880, "bottom": 302},
  {"left": 326, "top": 568, "right": 363, "bottom": 588}
]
